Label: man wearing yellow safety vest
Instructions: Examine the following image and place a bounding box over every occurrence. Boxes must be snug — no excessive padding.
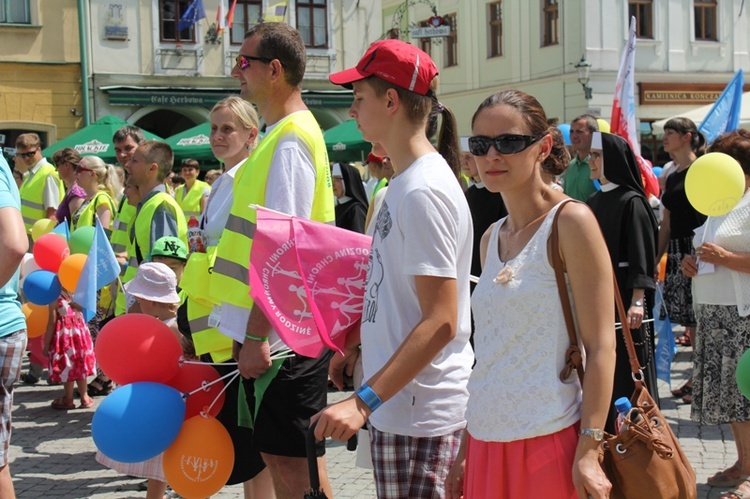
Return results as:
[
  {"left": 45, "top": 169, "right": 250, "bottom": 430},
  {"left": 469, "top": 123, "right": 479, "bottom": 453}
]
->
[
  {"left": 15, "top": 133, "right": 63, "bottom": 249},
  {"left": 211, "top": 22, "right": 335, "bottom": 498},
  {"left": 124, "top": 141, "right": 187, "bottom": 309},
  {"left": 175, "top": 158, "right": 210, "bottom": 220},
  {"left": 110, "top": 127, "right": 145, "bottom": 317}
]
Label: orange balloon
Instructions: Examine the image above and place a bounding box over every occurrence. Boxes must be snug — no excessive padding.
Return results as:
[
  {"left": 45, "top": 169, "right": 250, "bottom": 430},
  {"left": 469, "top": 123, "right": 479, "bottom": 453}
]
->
[
  {"left": 22, "top": 303, "right": 49, "bottom": 338},
  {"left": 58, "top": 254, "right": 87, "bottom": 292},
  {"left": 163, "top": 416, "right": 234, "bottom": 499}
]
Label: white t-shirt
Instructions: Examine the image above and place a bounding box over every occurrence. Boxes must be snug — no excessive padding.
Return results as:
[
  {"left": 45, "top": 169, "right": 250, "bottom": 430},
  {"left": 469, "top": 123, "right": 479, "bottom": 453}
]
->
[
  {"left": 202, "top": 161, "right": 242, "bottom": 247},
  {"left": 219, "top": 113, "right": 318, "bottom": 343},
  {"left": 361, "top": 152, "right": 474, "bottom": 438},
  {"left": 28, "top": 159, "right": 61, "bottom": 209}
]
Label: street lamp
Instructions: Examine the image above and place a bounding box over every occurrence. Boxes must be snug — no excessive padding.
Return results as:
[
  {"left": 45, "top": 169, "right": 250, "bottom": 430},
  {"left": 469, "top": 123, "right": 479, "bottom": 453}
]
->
[{"left": 574, "top": 54, "right": 593, "bottom": 100}]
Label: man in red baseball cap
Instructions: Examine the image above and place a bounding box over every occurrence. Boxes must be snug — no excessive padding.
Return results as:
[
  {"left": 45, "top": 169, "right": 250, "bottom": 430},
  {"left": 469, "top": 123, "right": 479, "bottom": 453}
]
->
[{"left": 314, "top": 39, "right": 473, "bottom": 498}]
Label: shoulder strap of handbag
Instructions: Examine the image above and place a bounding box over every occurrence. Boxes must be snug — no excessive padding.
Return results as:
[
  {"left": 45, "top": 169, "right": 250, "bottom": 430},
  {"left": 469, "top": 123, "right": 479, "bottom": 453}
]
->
[{"left": 549, "top": 199, "right": 644, "bottom": 385}]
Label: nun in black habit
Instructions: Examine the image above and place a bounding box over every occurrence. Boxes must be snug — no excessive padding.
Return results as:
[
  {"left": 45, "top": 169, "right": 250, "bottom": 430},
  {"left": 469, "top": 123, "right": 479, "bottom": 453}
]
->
[
  {"left": 332, "top": 162, "right": 369, "bottom": 234},
  {"left": 586, "top": 132, "right": 660, "bottom": 433}
]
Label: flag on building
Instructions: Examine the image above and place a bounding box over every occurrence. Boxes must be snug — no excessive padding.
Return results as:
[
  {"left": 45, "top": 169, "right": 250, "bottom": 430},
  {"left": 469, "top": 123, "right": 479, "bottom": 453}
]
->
[
  {"left": 699, "top": 69, "right": 744, "bottom": 144},
  {"left": 610, "top": 16, "right": 660, "bottom": 198},
  {"left": 215, "top": 0, "right": 227, "bottom": 36},
  {"left": 178, "top": 0, "right": 206, "bottom": 32},
  {"left": 226, "top": 0, "right": 238, "bottom": 29},
  {"left": 264, "top": 1, "right": 288, "bottom": 22},
  {"left": 73, "top": 219, "right": 120, "bottom": 322},
  {"left": 248, "top": 207, "right": 371, "bottom": 357}
]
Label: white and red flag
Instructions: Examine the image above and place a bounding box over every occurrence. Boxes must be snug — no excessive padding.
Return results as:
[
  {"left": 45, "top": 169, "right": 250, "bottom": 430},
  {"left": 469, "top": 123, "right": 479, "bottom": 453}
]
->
[
  {"left": 248, "top": 207, "right": 371, "bottom": 358},
  {"left": 215, "top": 0, "right": 226, "bottom": 36},
  {"left": 610, "top": 16, "right": 660, "bottom": 198}
]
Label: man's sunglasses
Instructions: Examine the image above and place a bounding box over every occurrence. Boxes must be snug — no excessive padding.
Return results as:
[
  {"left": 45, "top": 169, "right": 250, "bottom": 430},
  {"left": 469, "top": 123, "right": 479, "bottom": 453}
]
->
[
  {"left": 16, "top": 150, "right": 37, "bottom": 159},
  {"left": 235, "top": 54, "right": 275, "bottom": 70},
  {"left": 468, "top": 134, "right": 545, "bottom": 156}
]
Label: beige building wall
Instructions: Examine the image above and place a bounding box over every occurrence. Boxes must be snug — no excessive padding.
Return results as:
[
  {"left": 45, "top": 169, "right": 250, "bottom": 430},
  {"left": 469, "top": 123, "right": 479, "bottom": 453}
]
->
[{"left": 0, "top": 0, "right": 81, "bottom": 146}]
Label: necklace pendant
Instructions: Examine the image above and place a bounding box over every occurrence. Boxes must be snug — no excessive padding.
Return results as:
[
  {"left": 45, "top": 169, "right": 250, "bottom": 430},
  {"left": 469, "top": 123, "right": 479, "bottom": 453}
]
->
[{"left": 493, "top": 264, "right": 514, "bottom": 285}]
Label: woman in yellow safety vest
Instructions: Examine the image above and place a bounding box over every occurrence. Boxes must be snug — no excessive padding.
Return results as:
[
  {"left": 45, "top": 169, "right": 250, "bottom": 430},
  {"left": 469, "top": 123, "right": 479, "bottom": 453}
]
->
[
  {"left": 178, "top": 95, "right": 273, "bottom": 494},
  {"left": 71, "top": 156, "right": 119, "bottom": 231}
]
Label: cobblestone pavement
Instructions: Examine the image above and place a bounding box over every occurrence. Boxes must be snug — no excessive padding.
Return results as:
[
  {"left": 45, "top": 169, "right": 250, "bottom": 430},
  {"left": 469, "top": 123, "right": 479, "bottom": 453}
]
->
[{"left": 6, "top": 344, "right": 736, "bottom": 498}]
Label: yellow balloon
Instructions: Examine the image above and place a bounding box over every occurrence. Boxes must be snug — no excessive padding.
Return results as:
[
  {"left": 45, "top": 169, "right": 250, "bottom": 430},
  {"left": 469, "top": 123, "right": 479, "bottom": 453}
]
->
[
  {"left": 58, "top": 254, "right": 87, "bottom": 292},
  {"left": 685, "top": 152, "right": 745, "bottom": 216},
  {"left": 597, "top": 119, "right": 611, "bottom": 133},
  {"left": 31, "top": 219, "right": 57, "bottom": 242}
]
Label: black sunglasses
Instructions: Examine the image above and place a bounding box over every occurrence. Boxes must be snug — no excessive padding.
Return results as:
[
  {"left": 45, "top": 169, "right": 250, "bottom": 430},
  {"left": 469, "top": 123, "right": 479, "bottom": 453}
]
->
[
  {"left": 16, "top": 150, "right": 37, "bottom": 159},
  {"left": 468, "top": 134, "right": 545, "bottom": 156},
  {"left": 235, "top": 54, "right": 274, "bottom": 70}
]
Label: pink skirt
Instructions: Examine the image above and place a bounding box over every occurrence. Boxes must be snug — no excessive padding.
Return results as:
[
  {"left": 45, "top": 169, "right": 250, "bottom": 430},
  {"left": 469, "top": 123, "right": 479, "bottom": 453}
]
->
[{"left": 465, "top": 423, "right": 579, "bottom": 499}]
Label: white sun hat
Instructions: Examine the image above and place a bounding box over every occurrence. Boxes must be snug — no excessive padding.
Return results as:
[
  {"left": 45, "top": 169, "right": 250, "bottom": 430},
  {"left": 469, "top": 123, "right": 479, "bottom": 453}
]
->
[{"left": 123, "top": 262, "right": 180, "bottom": 304}]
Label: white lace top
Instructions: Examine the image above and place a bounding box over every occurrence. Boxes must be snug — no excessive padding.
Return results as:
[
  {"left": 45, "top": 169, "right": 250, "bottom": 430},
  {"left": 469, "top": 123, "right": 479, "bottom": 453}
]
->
[{"left": 466, "top": 200, "right": 582, "bottom": 441}]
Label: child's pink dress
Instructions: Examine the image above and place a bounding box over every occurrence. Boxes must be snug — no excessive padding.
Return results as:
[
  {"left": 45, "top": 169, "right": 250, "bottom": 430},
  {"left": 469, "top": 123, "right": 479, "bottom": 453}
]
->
[{"left": 48, "top": 297, "right": 96, "bottom": 383}]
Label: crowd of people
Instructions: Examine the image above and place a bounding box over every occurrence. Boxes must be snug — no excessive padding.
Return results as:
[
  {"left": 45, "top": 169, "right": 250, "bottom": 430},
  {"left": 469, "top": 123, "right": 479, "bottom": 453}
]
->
[{"left": 0, "top": 22, "right": 748, "bottom": 499}]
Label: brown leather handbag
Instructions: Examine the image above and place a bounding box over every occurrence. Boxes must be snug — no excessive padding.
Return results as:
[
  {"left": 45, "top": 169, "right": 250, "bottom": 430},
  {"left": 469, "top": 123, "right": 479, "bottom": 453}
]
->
[{"left": 550, "top": 200, "right": 697, "bottom": 499}]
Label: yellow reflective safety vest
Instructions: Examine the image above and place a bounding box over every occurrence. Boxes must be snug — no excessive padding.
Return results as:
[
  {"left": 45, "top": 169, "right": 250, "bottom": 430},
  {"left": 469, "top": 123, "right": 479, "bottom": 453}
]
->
[
  {"left": 131, "top": 191, "right": 188, "bottom": 265},
  {"left": 175, "top": 180, "right": 210, "bottom": 219},
  {"left": 210, "top": 110, "right": 334, "bottom": 309},
  {"left": 110, "top": 198, "right": 136, "bottom": 254},
  {"left": 19, "top": 163, "right": 64, "bottom": 231},
  {"left": 72, "top": 191, "right": 116, "bottom": 231},
  {"left": 180, "top": 245, "right": 233, "bottom": 362}
]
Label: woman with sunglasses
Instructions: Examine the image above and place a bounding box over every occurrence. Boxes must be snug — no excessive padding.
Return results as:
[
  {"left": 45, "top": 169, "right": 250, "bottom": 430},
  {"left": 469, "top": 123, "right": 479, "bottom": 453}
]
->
[
  {"left": 51, "top": 148, "right": 87, "bottom": 229},
  {"left": 587, "top": 132, "right": 660, "bottom": 433},
  {"left": 446, "top": 90, "right": 615, "bottom": 499},
  {"left": 71, "top": 155, "right": 119, "bottom": 231}
]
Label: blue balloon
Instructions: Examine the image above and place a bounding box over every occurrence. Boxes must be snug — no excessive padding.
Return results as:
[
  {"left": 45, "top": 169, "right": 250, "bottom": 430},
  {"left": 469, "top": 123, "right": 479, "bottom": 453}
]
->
[
  {"left": 92, "top": 382, "right": 185, "bottom": 463},
  {"left": 652, "top": 166, "right": 663, "bottom": 177},
  {"left": 22, "top": 270, "right": 61, "bottom": 305},
  {"left": 557, "top": 123, "right": 572, "bottom": 146}
]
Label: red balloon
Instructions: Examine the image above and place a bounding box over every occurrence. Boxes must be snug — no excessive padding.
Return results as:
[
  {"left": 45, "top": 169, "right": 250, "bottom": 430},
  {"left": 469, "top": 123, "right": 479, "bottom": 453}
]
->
[
  {"left": 166, "top": 363, "right": 225, "bottom": 420},
  {"left": 95, "top": 314, "right": 182, "bottom": 385},
  {"left": 33, "top": 233, "right": 70, "bottom": 272}
]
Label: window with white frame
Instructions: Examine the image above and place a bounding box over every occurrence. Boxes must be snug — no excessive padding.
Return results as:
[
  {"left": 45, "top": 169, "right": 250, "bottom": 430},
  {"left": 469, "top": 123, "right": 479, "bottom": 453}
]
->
[
  {"left": 230, "top": 0, "right": 262, "bottom": 45},
  {"left": 488, "top": 1, "right": 502, "bottom": 58},
  {"left": 159, "top": 0, "right": 196, "bottom": 43},
  {"left": 1, "top": 0, "right": 30, "bottom": 23},
  {"left": 297, "top": 0, "right": 328, "bottom": 48},
  {"left": 694, "top": 0, "right": 717, "bottom": 41}
]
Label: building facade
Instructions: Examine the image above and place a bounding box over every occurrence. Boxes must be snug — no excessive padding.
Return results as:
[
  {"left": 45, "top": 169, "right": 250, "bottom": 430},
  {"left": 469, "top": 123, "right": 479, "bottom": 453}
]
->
[
  {"left": 1, "top": 0, "right": 382, "bottom": 160},
  {"left": 382, "top": 0, "right": 750, "bottom": 163}
]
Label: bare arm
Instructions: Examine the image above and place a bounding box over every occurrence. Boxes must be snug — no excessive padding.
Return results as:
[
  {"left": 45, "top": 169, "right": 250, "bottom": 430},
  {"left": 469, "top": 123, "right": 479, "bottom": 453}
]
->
[
  {"left": 479, "top": 223, "right": 495, "bottom": 270},
  {"left": 68, "top": 197, "right": 84, "bottom": 218},
  {"left": 96, "top": 204, "right": 112, "bottom": 230},
  {"left": 235, "top": 305, "right": 273, "bottom": 379},
  {"left": 0, "top": 206, "right": 28, "bottom": 287},
  {"left": 696, "top": 243, "right": 750, "bottom": 274},
  {"left": 313, "top": 275, "right": 458, "bottom": 441},
  {"left": 557, "top": 203, "right": 615, "bottom": 499}
]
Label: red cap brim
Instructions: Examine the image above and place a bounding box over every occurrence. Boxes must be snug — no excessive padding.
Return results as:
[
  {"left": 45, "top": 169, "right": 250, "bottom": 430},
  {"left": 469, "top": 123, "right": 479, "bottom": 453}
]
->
[{"left": 329, "top": 66, "right": 370, "bottom": 88}]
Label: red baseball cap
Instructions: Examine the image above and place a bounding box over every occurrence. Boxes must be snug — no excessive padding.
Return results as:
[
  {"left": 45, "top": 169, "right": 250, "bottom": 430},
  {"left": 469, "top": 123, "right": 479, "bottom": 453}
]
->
[
  {"left": 366, "top": 152, "right": 383, "bottom": 164},
  {"left": 329, "top": 39, "right": 438, "bottom": 96}
]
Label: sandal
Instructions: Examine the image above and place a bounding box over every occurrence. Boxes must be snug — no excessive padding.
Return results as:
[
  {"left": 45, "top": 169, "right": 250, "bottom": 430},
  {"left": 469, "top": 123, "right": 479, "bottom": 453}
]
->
[
  {"left": 51, "top": 397, "right": 76, "bottom": 410},
  {"left": 675, "top": 334, "right": 692, "bottom": 347},
  {"left": 709, "top": 464, "right": 744, "bottom": 487},
  {"left": 721, "top": 476, "right": 750, "bottom": 499},
  {"left": 87, "top": 377, "right": 113, "bottom": 397},
  {"left": 671, "top": 383, "right": 693, "bottom": 398},
  {"left": 20, "top": 372, "right": 40, "bottom": 385},
  {"left": 682, "top": 394, "right": 693, "bottom": 405},
  {"left": 79, "top": 397, "right": 95, "bottom": 409}
]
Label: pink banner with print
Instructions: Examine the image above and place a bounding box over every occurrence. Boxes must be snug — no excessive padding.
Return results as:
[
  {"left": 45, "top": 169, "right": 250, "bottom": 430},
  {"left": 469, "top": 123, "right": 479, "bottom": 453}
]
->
[
  {"left": 248, "top": 210, "right": 324, "bottom": 358},
  {"left": 292, "top": 217, "right": 371, "bottom": 354},
  {"left": 248, "top": 208, "right": 372, "bottom": 357}
]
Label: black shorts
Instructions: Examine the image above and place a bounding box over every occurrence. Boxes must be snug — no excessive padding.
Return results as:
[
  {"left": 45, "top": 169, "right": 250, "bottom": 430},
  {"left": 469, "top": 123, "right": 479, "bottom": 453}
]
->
[{"left": 243, "top": 350, "right": 333, "bottom": 458}]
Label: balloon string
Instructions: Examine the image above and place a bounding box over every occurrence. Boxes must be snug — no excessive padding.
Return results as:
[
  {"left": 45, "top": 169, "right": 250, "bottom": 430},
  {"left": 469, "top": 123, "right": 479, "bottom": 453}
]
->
[
  {"left": 202, "top": 370, "right": 242, "bottom": 417},
  {"left": 181, "top": 359, "right": 239, "bottom": 366},
  {"left": 183, "top": 368, "right": 239, "bottom": 398}
]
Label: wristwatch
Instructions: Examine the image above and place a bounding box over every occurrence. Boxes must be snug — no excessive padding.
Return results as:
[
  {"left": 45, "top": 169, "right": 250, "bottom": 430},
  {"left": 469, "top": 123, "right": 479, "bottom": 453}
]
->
[
  {"left": 632, "top": 300, "right": 644, "bottom": 307},
  {"left": 579, "top": 428, "right": 604, "bottom": 442}
]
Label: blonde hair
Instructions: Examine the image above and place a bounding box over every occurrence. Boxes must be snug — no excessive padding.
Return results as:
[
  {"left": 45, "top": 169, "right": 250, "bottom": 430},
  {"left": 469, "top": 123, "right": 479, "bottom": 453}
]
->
[
  {"left": 16, "top": 133, "right": 40, "bottom": 150},
  {"left": 79, "top": 156, "right": 122, "bottom": 200},
  {"left": 210, "top": 96, "right": 261, "bottom": 149}
]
